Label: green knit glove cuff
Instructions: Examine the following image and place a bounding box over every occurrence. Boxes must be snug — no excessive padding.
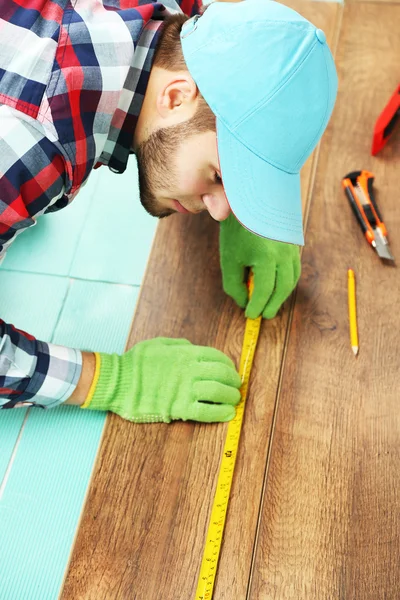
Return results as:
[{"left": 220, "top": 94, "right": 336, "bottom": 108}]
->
[{"left": 81, "top": 352, "right": 170, "bottom": 423}]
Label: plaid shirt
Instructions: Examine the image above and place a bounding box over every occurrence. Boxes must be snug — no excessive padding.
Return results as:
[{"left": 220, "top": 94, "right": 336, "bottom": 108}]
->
[{"left": 0, "top": 0, "right": 200, "bottom": 410}]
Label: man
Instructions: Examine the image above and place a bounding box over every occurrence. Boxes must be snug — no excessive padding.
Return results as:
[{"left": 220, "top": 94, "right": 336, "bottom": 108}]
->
[{"left": 0, "top": 0, "right": 337, "bottom": 422}]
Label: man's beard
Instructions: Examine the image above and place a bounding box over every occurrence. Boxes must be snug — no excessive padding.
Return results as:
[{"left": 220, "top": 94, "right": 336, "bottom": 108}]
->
[
  {"left": 135, "top": 120, "right": 187, "bottom": 219},
  {"left": 135, "top": 145, "right": 175, "bottom": 219},
  {"left": 135, "top": 102, "right": 216, "bottom": 219}
]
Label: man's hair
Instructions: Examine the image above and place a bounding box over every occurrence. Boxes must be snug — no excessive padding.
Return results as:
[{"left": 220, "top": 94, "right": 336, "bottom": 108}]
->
[
  {"left": 153, "top": 14, "right": 189, "bottom": 71},
  {"left": 136, "top": 14, "right": 216, "bottom": 218}
]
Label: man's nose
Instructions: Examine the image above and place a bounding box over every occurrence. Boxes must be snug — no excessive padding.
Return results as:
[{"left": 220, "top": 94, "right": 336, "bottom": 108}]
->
[{"left": 202, "top": 190, "right": 231, "bottom": 221}]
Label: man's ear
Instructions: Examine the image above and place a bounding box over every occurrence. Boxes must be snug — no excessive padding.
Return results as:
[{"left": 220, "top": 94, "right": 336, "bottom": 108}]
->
[{"left": 156, "top": 74, "right": 198, "bottom": 120}]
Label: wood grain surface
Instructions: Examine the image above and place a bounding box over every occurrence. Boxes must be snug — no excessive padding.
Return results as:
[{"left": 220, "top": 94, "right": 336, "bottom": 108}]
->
[
  {"left": 351, "top": 0, "right": 400, "bottom": 6},
  {"left": 249, "top": 3, "right": 400, "bottom": 599},
  {"left": 59, "top": 1, "right": 400, "bottom": 599},
  {"left": 61, "top": 2, "right": 340, "bottom": 599}
]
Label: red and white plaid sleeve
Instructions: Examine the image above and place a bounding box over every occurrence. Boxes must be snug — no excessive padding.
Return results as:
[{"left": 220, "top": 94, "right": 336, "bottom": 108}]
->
[
  {"left": 0, "top": 105, "right": 68, "bottom": 260},
  {"left": 0, "top": 105, "right": 82, "bottom": 409}
]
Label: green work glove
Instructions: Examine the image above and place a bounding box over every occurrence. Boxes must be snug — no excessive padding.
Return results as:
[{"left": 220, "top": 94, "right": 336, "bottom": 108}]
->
[
  {"left": 219, "top": 214, "right": 301, "bottom": 319},
  {"left": 81, "top": 338, "right": 241, "bottom": 423}
]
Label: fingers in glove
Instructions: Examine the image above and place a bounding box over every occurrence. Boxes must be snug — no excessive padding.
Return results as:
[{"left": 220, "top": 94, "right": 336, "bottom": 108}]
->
[
  {"left": 191, "top": 402, "right": 236, "bottom": 423},
  {"left": 198, "top": 361, "right": 242, "bottom": 389},
  {"left": 262, "top": 261, "right": 294, "bottom": 319},
  {"left": 245, "top": 263, "right": 276, "bottom": 319},
  {"left": 155, "top": 337, "right": 192, "bottom": 346},
  {"left": 195, "top": 346, "right": 238, "bottom": 370},
  {"left": 194, "top": 380, "right": 241, "bottom": 406},
  {"left": 221, "top": 261, "right": 248, "bottom": 308}
]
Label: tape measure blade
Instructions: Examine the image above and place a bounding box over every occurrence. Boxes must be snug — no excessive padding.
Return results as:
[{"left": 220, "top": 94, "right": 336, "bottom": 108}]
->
[{"left": 194, "top": 315, "right": 262, "bottom": 599}]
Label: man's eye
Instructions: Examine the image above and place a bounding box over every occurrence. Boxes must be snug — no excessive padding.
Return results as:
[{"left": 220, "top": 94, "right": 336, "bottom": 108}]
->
[{"left": 214, "top": 172, "right": 222, "bottom": 184}]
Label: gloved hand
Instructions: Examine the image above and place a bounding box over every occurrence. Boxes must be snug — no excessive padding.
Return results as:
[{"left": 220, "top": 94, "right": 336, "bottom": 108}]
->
[
  {"left": 219, "top": 215, "right": 301, "bottom": 319},
  {"left": 81, "top": 338, "right": 241, "bottom": 423}
]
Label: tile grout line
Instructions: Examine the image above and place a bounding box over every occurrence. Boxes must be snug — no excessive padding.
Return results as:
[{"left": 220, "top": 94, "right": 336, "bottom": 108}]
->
[
  {"left": 0, "top": 248, "right": 142, "bottom": 502},
  {"left": 57, "top": 242, "right": 154, "bottom": 595},
  {"left": 121, "top": 223, "right": 159, "bottom": 352},
  {"left": 0, "top": 409, "right": 31, "bottom": 501},
  {"left": 58, "top": 226, "right": 156, "bottom": 595},
  {"left": 57, "top": 415, "right": 109, "bottom": 600},
  {"left": 50, "top": 278, "right": 74, "bottom": 343},
  {"left": 66, "top": 172, "right": 103, "bottom": 276},
  {"left": 0, "top": 267, "right": 141, "bottom": 288},
  {"left": 0, "top": 274, "right": 73, "bottom": 501}
]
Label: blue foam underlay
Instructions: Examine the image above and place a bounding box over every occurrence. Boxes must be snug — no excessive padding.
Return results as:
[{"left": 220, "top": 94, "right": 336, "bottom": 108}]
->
[{"left": 0, "top": 156, "right": 155, "bottom": 598}]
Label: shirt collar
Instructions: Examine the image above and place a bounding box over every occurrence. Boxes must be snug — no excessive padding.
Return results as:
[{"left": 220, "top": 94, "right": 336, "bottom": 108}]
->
[{"left": 103, "top": 18, "right": 165, "bottom": 174}]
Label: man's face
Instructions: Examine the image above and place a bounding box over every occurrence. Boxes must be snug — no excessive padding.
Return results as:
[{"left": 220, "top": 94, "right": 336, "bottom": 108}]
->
[{"left": 136, "top": 129, "right": 232, "bottom": 222}]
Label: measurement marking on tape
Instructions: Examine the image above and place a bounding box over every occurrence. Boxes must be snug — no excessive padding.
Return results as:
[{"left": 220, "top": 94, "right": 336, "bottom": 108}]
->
[{"left": 195, "top": 299, "right": 262, "bottom": 600}]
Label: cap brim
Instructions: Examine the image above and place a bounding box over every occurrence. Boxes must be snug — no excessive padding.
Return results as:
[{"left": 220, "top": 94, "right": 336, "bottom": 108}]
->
[{"left": 217, "top": 119, "right": 305, "bottom": 245}]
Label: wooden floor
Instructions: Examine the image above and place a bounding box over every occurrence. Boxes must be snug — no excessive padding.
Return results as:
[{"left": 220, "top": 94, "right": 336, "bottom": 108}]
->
[{"left": 61, "top": 1, "right": 400, "bottom": 598}]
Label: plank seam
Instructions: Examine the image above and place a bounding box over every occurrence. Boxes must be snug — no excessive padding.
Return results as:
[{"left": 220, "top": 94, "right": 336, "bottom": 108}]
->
[
  {"left": 245, "top": 5, "right": 344, "bottom": 597},
  {"left": 245, "top": 289, "right": 298, "bottom": 600},
  {"left": 302, "top": 4, "right": 344, "bottom": 238}
]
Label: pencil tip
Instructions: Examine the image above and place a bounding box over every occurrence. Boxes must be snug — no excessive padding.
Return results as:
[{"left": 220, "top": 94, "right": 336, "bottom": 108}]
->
[{"left": 352, "top": 346, "right": 359, "bottom": 356}]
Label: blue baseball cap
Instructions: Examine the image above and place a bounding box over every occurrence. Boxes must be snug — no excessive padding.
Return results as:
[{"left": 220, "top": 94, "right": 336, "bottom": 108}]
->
[{"left": 181, "top": 0, "right": 338, "bottom": 245}]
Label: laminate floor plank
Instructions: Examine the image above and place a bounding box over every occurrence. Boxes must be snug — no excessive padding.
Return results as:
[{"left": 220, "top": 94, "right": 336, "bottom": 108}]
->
[{"left": 249, "top": 4, "right": 400, "bottom": 599}]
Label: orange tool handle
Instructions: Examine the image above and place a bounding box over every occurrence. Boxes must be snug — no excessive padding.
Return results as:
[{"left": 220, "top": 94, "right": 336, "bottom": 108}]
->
[{"left": 342, "top": 170, "right": 386, "bottom": 246}]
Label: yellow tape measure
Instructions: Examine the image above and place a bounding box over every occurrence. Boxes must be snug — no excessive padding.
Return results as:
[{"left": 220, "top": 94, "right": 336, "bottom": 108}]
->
[{"left": 195, "top": 276, "right": 262, "bottom": 600}]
